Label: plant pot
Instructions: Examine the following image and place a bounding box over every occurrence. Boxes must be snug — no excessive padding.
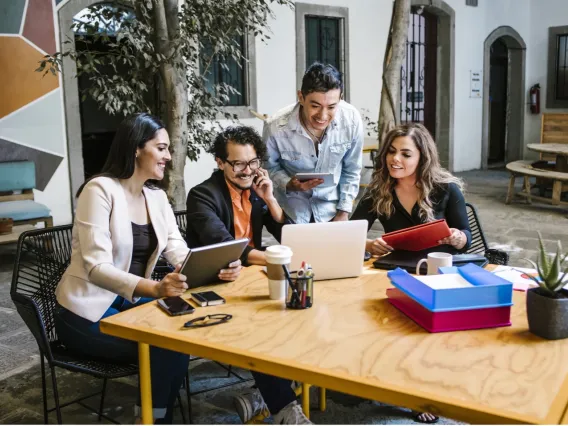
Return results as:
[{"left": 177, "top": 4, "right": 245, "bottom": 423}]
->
[
  {"left": 0, "top": 218, "right": 13, "bottom": 235},
  {"left": 526, "top": 288, "right": 568, "bottom": 340}
]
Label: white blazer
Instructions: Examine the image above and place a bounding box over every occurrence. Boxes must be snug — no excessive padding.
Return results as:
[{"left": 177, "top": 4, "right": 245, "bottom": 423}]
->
[{"left": 56, "top": 177, "right": 189, "bottom": 322}]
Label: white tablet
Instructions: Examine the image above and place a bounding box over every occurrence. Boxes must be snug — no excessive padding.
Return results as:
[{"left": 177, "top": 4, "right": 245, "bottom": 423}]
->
[
  {"left": 295, "top": 172, "right": 334, "bottom": 186},
  {"left": 180, "top": 239, "right": 249, "bottom": 289}
]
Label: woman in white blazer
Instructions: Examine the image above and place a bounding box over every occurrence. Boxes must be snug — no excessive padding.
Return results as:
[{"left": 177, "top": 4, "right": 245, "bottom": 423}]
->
[{"left": 54, "top": 113, "right": 242, "bottom": 424}]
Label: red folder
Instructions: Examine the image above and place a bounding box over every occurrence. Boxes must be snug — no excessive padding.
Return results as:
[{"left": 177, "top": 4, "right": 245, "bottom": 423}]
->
[{"left": 382, "top": 219, "right": 451, "bottom": 251}]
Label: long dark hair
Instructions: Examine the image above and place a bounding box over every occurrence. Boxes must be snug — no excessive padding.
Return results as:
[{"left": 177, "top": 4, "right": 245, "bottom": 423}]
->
[
  {"left": 76, "top": 113, "right": 165, "bottom": 197},
  {"left": 365, "top": 123, "right": 464, "bottom": 222}
]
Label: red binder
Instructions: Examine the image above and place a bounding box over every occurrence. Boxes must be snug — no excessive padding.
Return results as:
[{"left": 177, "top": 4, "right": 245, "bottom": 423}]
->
[{"left": 382, "top": 219, "right": 452, "bottom": 251}]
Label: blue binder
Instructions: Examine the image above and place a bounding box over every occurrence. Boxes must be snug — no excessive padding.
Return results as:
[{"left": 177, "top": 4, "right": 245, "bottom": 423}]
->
[{"left": 387, "top": 263, "right": 513, "bottom": 312}]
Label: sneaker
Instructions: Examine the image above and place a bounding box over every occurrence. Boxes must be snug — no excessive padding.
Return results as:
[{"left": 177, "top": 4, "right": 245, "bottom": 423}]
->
[
  {"left": 272, "top": 401, "right": 313, "bottom": 425},
  {"left": 233, "top": 388, "right": 269, "bottom": 423}
]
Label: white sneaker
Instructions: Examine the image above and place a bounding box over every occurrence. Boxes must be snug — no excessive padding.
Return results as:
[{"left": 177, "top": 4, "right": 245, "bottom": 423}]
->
[
  {"left": 272, "top": 401, "right": 313, "bottom": 425},
  {"left": 233, "top": 388, "right": 269, "bottom": 423}
]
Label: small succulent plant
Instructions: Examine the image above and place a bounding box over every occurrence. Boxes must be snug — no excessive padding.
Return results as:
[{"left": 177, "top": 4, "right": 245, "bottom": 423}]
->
[{"left": 524, "top": 232, "right": 568, "bottom": 297}]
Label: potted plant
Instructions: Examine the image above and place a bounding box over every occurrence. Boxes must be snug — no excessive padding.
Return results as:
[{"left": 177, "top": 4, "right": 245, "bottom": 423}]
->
[{"left": 524, "top": 233, "right": 568, "bottom": 340}]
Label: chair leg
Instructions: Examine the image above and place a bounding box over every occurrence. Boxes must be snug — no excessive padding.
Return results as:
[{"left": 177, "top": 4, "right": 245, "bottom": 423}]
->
[
  {"left": 49, "top": 366, "right": 63, "bottom": 424},
  {"left": 227, "top": 365, "right": 232, "bottom": 378},
  {"left": 40, "top": 355, "right": 48, "bottom": 424},
  {"left": 185, "top": 372, "right": 192, "bottom": 424},
  {"left": 98, "top": 378, "right": 107, "bottom": 421}
]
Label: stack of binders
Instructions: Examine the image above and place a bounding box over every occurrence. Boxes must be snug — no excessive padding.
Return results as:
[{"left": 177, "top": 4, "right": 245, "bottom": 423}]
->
[{"left": 386, "top": 263, "right": 514, "bottom": 333}]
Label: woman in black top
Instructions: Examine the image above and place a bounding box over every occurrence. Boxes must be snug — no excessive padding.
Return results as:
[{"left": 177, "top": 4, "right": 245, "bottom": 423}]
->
[{"left": 352, "top": 123, "right": 471, "bottom": 257}]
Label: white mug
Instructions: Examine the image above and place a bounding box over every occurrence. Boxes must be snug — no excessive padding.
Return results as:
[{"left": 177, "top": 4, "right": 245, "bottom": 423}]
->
[{"left": 416, "top": 252, "right": 453, "bottom": 275}]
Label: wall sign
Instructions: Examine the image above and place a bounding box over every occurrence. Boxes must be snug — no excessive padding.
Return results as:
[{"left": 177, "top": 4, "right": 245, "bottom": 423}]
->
[{"left": 470, "top": 70, "right": 482, "bottom": 98}]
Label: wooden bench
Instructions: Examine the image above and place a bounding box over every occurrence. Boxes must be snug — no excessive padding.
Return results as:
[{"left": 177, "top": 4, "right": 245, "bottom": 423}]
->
[{"left": 505, "top": 160, "right": 568, "bottom": 206}]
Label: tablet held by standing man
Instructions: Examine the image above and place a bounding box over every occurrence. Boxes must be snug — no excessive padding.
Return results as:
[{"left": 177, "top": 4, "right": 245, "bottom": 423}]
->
[{"left": 263, "top": 62, "right": 364, "bottom": 224}]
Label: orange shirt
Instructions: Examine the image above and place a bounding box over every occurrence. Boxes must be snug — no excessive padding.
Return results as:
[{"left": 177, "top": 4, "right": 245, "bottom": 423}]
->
[{"left": 226, "top": 179, "right": 254, "bottom": 247}]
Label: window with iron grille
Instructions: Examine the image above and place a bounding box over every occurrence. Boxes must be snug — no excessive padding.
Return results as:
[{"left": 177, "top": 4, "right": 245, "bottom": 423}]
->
[
  {"left": 305, "top": 16, "right": 342, "bottom": 73},
  {"left": 547, "top": 25, "right": 568, "bottom": 108},
  {"left": 200, "top": 33, "right": 247, "bottom": 107},
  {"left": 555, "top": 34, "right": 568, "bottom": 100},
  {"left": 465, "top": 0, "right": 478, "bottom": 6}
]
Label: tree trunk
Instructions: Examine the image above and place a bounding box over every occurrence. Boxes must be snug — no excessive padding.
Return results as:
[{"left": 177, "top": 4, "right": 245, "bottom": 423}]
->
[
  {"left": 153, "top": 0, "right": 188, "bottom": 209},
  {"left": 377, "top": 0, "right": 410, "bottom": 144}
]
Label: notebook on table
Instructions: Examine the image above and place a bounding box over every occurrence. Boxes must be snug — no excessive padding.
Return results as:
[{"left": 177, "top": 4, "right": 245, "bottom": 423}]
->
[
  {"left": 373, "top": 249, "right": 488, "bottom": 274},
  {"left": 382, "top": 219, "right": 452, "bottom": 251}
]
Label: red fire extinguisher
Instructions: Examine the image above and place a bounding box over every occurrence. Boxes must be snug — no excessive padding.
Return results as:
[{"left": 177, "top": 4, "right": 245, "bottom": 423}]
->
[{"left": 530, "top": 84, "right": 540, "bottom": 114}]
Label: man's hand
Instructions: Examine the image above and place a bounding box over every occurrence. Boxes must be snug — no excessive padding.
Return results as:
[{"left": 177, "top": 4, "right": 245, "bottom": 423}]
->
[
  {"left": 332, "top": 210, "right": 349, "bottom": 221},
  {"left": 286, "top": 176, "right": 324, "bottom": 192},
  {"left": 252, "top": 168, "right": 275, "bottom": 201},
  {"left": 218, "top": 259, "right": 242, "bottom": 281}
]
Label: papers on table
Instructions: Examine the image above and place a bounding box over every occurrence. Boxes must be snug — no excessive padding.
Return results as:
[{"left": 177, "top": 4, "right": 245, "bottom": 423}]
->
[
  {"left": 492, "top": 266, "right": 539, "bottom": 292},
  {"left": 415, "top": 274, "right": 473, "bottom": 289}
]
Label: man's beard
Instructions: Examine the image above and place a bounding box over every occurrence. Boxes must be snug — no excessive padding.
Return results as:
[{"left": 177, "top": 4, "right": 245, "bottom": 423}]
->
[{"left": 228, "top": 173, "right": 253, "bottom": 191}]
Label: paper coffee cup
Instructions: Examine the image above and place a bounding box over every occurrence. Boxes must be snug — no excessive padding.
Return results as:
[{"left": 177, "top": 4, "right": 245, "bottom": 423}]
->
[{"left": 265, "top": 246, "right": 293, "bottom": 300}]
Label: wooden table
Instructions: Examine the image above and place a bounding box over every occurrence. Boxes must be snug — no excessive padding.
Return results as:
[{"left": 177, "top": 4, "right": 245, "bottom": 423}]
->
[
  {"left": 527, "top": 143, "right": 568, "bottom": 172},
  {"left": 100, "top": 265, "right": 568, "bottom": 425}
]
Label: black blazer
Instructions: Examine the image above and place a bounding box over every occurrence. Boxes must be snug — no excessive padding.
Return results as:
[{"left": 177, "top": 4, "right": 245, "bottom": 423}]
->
[{"left": 186, "top": 170, "right": 292, "bottom": 265}]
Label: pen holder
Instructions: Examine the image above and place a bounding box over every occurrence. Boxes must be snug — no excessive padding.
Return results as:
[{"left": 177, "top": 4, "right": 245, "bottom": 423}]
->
[{"left": 285, "top": 272, "right": 314, "bottom": 309}]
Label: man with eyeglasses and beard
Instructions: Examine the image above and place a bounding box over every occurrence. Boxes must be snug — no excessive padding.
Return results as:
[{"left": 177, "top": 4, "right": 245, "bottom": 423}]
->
[
  {"left": 186, "top": 126, "right": 312, "bottom": 425},
  {"left": 186, "top": 125, "right": 292, "bottom": 266}
]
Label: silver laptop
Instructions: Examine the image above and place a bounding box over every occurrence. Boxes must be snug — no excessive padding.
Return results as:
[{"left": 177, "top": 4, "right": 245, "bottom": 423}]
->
[{"left": 281, "top": 220, "right": 368, "bottom": 280}]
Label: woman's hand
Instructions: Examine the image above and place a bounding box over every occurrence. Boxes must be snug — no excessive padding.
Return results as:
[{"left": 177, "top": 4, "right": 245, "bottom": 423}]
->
[
  {"left": 367, "top": 237, "right": 394, "bottom": 256},
  {"left": 438, "top": 228, "right": 466, "bottom": 250},
  {"left": 219, "top": 259, "right": 242, "bottom": 281},
  {"left": 156, "top": 264, "right": 188, "bottom": 297}
]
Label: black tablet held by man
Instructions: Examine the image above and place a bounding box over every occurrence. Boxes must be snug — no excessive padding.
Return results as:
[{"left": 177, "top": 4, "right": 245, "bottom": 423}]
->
[{"left": 180, "top": 238, "right": 249, "bottom": 288}]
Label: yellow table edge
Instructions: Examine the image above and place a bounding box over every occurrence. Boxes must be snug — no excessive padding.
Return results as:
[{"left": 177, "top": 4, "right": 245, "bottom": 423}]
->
[{"left": 100, "top": 316, "right": 545, "bottom": 425}]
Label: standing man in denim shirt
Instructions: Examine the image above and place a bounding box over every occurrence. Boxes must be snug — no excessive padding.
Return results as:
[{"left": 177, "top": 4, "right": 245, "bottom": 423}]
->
[{"left": 264, "top": 62, "right": 364, "bottom": 223}]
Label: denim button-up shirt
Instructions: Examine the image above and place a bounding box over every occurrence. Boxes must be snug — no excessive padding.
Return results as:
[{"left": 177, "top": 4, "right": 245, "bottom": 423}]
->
[{"left": 263, "top": 101, "right": 363, "bottom": 223}]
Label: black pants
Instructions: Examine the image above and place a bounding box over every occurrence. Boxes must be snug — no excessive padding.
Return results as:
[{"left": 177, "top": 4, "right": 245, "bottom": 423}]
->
[{"left": 251, "top": 371, "right": 296, "bottom": 414}]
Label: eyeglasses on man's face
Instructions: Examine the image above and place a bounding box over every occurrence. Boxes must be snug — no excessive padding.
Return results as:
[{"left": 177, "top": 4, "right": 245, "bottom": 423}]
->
[
  {"left": 225, "top": 158, "right": 262, "bottom": 172},
  {"left": 183, "top": 314, "right": 233, "bottom": 329}
]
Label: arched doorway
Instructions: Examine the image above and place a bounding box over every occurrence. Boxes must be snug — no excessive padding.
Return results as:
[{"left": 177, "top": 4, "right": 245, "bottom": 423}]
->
[
  {"left": 482, "top": 27, "right": 526, "bottom": 169},
  {"left": 408, "top": 0, "right": 454, "bottom": 171}
]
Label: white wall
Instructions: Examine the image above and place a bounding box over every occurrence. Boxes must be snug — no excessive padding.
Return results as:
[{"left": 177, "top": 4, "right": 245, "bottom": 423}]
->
[
  {"left": 185, "top": 0, "right": 562, "bottom": 183},
  {"left": 34, "top": 160, "right": 73, "bottom": 225},
  {"left": 524, "top": 0, "right": 568, "bottom": 159}
]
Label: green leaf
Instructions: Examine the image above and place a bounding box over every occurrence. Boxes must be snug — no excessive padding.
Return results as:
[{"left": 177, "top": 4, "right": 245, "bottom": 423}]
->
[{"left": 538, "top": 232, "right": 549, "bottom": 272}]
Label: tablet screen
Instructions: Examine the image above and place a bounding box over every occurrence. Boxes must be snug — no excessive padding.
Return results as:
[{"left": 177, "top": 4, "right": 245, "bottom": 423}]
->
[{"left": 180, "top": 239, "right": 249, "bottom": 289}]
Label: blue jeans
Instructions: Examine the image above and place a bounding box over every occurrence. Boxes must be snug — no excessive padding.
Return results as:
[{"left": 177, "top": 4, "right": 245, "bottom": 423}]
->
[{"left": 54, "top": 297, "right": 189, "bottom": 424}]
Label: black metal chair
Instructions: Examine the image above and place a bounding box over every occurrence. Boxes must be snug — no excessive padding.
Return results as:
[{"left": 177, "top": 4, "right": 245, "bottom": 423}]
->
[
  {"left": 465, "top": 202, "right": 509, "bottom": 265},
  {"left": 10, "top": 225, "right": 190, "bottom": 424}
]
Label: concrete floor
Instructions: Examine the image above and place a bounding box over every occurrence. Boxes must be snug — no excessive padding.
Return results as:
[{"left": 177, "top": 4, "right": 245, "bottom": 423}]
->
[{"left": 0, "top": 169, "right": 567, "bottom": 424}]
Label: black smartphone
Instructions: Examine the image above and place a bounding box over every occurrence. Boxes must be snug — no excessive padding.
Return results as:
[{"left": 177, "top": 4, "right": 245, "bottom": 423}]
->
[{"left": 157, "top": 296, "right": 195, "bottom": 316}]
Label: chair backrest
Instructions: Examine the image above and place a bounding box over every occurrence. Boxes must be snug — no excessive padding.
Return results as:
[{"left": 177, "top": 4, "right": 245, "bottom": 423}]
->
[
  {"left": 10, "top": 225, "right": 73, "bottom": 361},
  {"left": 465, "top": 202, "right": 488, "bottom": 255},
  {"left": 174, "top": 210, "right": 187, "bottom": 239}
]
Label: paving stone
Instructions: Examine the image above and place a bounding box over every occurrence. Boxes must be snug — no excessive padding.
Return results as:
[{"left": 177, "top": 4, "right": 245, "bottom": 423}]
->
[{"left": 0, "top": 309, "right": 25, "bottom": 337}]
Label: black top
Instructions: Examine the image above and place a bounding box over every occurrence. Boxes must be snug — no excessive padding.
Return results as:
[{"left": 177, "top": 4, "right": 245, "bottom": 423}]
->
[
  {"left": 185, "top": 170, "right": 294, "bottom": 266},
  {"left": 351, "top": 182, "right": 471, "bottom": 253},
  {"left": 129, "top": 222, "right": 158, "bottom": 277}
]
